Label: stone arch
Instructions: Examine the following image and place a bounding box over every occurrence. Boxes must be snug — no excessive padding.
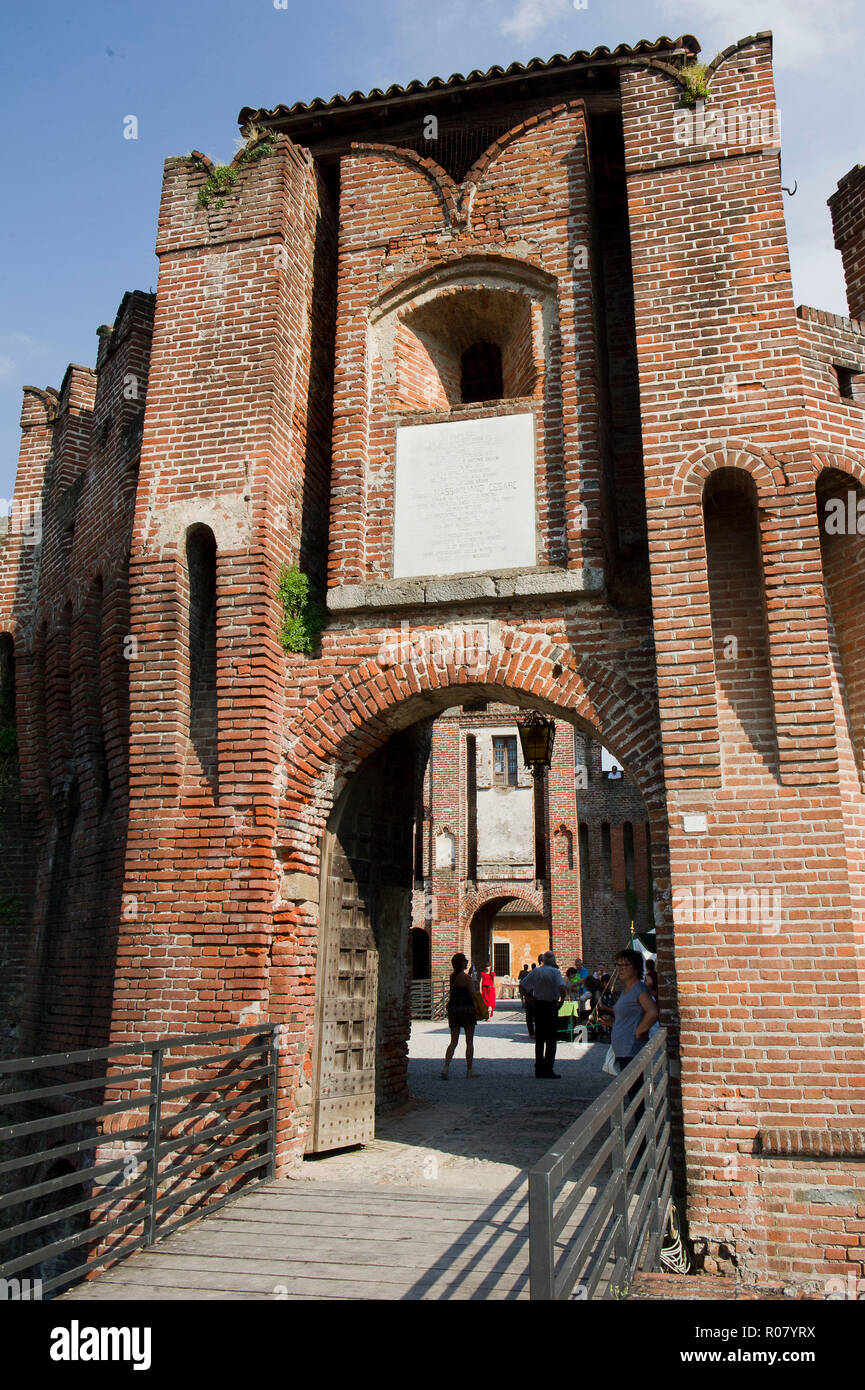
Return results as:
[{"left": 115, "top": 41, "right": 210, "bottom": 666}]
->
[
  {"left": 369, "top": 254, "right": 555, "bottom": 409},
  {"left": 464, "top": 892, "right": 548, "bottom": 977},
  {"left": 671, "top": 442, "right": 787, "bottom": 502},
  {"left": 350, "top": 101, "right": 597, "bottom": 233},
  {"left": 278, "top": 636, "right": 667, "bottom": 884},
  {"left": 616, "top": 36, "right": 764, "bottom": 106},
  {"left": 370, "top": 251, "right": 557, "bottom": 325}
]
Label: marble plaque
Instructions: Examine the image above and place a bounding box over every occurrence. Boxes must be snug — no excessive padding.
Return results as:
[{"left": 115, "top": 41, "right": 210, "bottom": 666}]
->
[{"left": 393, "top": 413, "right": 536, "bottom": 579}]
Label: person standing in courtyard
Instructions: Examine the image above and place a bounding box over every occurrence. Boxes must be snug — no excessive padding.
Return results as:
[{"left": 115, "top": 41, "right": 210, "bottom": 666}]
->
[
  {"left": 480, "top": 962, "right": 497, "bottom": 1019},
  {"left": 520, "top": 963, "right": 537, "bottom": 1037},
  {"left": 521, "top": 950, "right": 567, "bottom": 1078},
  {"left": 600, "top": 948, "right": 658, "bottom": 1072},
  {"left": 442, "top": 953, "right": 479, "bottom": 1079}
]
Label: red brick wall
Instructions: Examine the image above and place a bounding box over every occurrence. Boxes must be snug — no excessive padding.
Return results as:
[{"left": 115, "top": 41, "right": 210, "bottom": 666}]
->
[
  {"left": 0, "top": 293, "right": 153, "bottom": 1054},
  {"left": 328, "top": 104, "right": 607, "bottom": 583},
  {"left": 621, "top": 36, "right": 865, "bottom": 1283},
  {"left": 829, "top": 164, "right": 865, "bottom": 322}
]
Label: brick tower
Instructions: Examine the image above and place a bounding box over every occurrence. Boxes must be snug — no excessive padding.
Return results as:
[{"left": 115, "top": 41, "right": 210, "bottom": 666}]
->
[{"left": 2, "top": 32, "right": 864, "bottom": 1287}]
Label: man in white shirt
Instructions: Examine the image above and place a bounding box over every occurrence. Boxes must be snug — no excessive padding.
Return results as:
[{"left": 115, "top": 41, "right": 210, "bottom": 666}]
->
[{"left": 521, "top": 950, "right": 567, "bottom": 1078}]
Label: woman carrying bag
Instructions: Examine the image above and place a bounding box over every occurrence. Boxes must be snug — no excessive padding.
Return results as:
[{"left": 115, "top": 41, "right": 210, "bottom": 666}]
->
[{"left": 441, "top": 953, "right": 481, "bottom": 1079}]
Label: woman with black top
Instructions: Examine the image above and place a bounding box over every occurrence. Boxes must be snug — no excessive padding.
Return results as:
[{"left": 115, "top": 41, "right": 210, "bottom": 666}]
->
[{"left": 442, "top": 953, "right": 479, "bottom": 1079}]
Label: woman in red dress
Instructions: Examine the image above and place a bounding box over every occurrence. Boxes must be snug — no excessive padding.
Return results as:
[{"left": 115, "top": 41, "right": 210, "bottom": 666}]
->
[{"left": 480, "top": 963, "right": 497, "bottom": 1018}]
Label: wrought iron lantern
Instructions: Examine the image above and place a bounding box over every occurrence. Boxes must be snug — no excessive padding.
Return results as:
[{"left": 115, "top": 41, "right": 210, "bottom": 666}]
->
[{"left": 517, "top": 710, "right": 556, "bottom": 777}]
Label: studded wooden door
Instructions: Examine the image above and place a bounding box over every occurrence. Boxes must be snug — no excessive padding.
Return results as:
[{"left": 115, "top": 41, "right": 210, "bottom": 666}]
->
[{"left": 309, "top": 846, "right": 379, "bottom": 1152}]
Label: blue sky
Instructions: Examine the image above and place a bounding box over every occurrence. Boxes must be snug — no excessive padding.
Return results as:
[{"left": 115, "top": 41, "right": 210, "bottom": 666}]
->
[{"left": 1, "top": 0, "right": 863, "bottom": 501}]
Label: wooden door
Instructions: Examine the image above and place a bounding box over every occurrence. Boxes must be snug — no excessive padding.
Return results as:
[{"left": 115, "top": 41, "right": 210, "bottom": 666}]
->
[{"left": 309, "top": 847, "right": 378, "bottom": 1152}]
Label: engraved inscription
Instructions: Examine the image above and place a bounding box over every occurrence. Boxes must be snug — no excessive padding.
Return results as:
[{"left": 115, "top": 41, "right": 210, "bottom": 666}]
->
[{"left": 393, "top": 413, "right": 536, "bottom": 578}]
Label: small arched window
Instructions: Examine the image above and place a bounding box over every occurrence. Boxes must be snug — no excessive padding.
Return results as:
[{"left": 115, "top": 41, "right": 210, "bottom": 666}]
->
[{"left": 460, "top": 341, "right": 503, "bottom": 404}]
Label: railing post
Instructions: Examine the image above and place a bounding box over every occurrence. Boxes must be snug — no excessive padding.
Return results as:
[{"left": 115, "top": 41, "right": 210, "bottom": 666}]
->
[
  {"left": 611, "top": 1096, "right": 630, "bottom": 1281},
  {"left": 144, "top": 1043, "right": 164, "bottom": 1247},
  {"left": 268, "top": 1026, "right": 280, "bottom": 1179},
  {"left": 644, "top": 1048, "right": 663, "bottom": 1266},
  {"left": 529, "top": 1170, "right": 555, "bottom": 1300}
]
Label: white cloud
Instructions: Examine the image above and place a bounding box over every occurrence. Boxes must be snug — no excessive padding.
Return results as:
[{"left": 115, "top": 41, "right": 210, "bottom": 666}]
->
[
  {"left": 657, "top": 0, "right": 862, "bottom": 71},
  {"left": 501, "top": 0, "right": 569, "bottom": 42},
  {"left": 0, "top": 356, "right": 18, "bottom": 383}
]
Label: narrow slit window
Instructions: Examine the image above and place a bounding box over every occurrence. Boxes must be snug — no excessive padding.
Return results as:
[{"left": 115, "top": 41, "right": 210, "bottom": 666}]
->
[{"left": 186, "top": 525, "right": 218, "bottom": 796}]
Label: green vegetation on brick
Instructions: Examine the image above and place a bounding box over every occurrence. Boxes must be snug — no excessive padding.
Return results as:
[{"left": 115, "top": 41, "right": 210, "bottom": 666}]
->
[
  {"left": 191, "top": 128, "right": 276, "bottom": 211},
  {"left": 278, "top": 564, "right": 325, "bottom": 655},
  {"left": 678, "top": 62, "right": 713, "bottom": 107}
]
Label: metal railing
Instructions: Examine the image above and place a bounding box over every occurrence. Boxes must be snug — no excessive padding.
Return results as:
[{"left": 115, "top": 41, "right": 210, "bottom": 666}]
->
[
  {"left": 528, "top": 1029, "right": 671, "bottom": 1300},
  {"left": 410, "top": 978, "right": 449, "bottom": 1021},
  {"left": 0, "top": 1023, "right": 279, "bottom": 1299}
]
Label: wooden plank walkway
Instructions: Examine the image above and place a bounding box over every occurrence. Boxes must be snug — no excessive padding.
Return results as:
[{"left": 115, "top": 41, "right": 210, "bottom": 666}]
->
[{"left": 61, "top": 1179, "right": 534, "bottom": 1301}]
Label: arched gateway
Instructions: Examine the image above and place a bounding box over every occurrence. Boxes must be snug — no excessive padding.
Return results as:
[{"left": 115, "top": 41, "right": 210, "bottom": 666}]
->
[
  {"left": 301, "top": 662, "right": 668, "bottom": 1152},
  {"left": 3, "top": 33, "right": 865, "bottom": 1288}
]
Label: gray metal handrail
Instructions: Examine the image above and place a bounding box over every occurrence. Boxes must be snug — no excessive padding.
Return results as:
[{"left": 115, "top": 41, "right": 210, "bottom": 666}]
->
[
  {"left": 0, "top": 1023, "right": 279, "bottom": 1299},
  {"left": 528, "top": 1029, "right": 672, "bottom": 1300}
]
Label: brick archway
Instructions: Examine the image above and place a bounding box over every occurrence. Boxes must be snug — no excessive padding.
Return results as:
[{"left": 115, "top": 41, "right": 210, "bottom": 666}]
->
[
  {"left": 463, "top": 892, "right": 550, "bottom": 981},
  {"left": 277, "top": 634, "right": 668, "bottom": 883},
  {"left": 460, "top": 885, "right": 544, "bottom": 933},
  {"left": 671, "top": 441, "right": 787, "bottom": 502},
  {"left": 812, "top": 450, "right": 865, "bottom": 488},
  {"left": 278, "top": 637, "right": 671, "bottom": 1150}
]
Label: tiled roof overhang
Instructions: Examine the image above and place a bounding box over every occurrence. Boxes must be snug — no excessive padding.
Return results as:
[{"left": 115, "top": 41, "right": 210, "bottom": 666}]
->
[{"left": 237, "top": 34, "right": 700, "bottom": 133}]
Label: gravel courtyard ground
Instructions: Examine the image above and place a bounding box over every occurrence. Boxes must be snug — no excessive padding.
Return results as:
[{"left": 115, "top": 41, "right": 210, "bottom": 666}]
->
[{"left": 299, "top": 1000, "right": 612, "bottom": 1192}]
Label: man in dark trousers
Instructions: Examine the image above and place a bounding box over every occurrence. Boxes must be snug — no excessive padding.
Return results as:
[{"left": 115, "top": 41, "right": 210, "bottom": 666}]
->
[
  {"left": 519, "top": 963, "right": 537, "bottom": 1037},
  {"left": 521, "top": 951, "right": 567, "bottom": 1077}
]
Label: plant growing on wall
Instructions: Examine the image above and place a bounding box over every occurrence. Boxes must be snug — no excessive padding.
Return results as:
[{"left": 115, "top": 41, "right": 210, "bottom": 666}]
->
[
  {"left": 190, "top": 125, "right": 276, "bottom": 211},
  {"left": 678, "top": 61, "right": 713, "bottom": 107},
  {"left": 278, "top": 564, "right": 325, "bottom": 655}
]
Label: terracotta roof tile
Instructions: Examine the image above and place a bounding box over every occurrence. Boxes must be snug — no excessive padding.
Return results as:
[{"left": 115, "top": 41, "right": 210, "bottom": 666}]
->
[{"left": 238, "top": 35, "right": 700, "bottom": 128}]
